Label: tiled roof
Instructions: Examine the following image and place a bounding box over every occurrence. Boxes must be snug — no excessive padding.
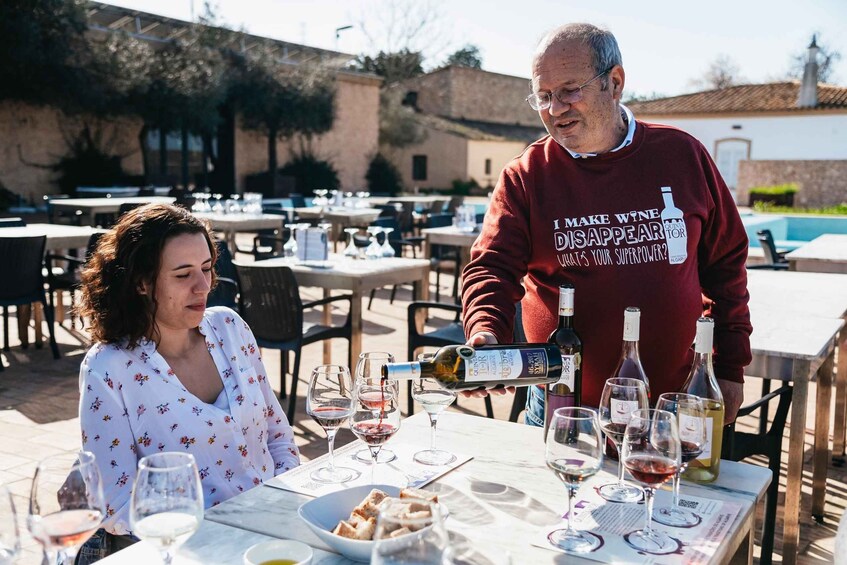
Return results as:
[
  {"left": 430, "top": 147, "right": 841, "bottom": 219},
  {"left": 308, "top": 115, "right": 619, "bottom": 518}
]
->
[
  {"left": 627, "top": 81, "right": 847, "bottom": 115},
  {"left": 417, "top": 114, "right": 546, "bottom": 143}
]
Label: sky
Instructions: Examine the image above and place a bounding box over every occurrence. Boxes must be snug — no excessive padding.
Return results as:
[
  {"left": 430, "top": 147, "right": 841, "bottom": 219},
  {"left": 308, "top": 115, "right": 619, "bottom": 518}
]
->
[{"left": 101, "top": 0, "right": 847, "bottom": 98}]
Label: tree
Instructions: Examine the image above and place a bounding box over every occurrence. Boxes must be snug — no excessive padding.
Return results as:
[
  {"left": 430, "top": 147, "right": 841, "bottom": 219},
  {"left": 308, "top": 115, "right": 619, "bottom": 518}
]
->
[
  {"left": 228, "top": 44, "right": 336, "bottom": 189},
  {"left": 356, "top": 0, "right": 451, "bottom": 64},
  {"left": 688, "top": 54, "right": 743, "bottom": 91},
  {"left": 444, "top": 45, "right": 482, "bottom": 69},
  {"left": 378, "top": 88, "right": 427, "bottom": 148},
  {"left": 786, "top": 34, "right": 841, "bottom": 83},
  {"left": 353, "top": 49, "right": 424, "bottom": 84}
]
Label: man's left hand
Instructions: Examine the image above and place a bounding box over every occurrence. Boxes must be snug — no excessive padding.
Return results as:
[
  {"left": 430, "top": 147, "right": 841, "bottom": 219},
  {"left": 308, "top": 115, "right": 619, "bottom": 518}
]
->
[{"left": 718, "top": 379, "right": 744, "bottom": 424}]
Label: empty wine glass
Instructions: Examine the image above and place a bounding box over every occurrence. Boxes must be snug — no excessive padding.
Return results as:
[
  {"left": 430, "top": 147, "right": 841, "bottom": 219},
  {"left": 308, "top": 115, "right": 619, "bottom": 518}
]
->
[
  {"left": 130, "top": 452, "right": 203, "bottom": 565},
  {"left": 412, "top": 375, "right": 457, "bottom": 466},
  {"left": 371, "top": 498, "right": 448, "bottom": 564},
  {"left": 653, "top": 393, "right": 707, "bottom": 528},
  {"left": 366, "top": 227, "right": 383, "bottom": 260},
  {"left": 306, "top": 365, "right": 358, "bottom": 483},
  {"left": 283, "top": 223, "right": 298, "bottom": 258},
  {"left": 211, "top": 194, "right": 223, "bottom": 213},
  {"left": 354, "top": 352, "right": 397, "bottom": 464},
  {"left": 0, "top": 486, "right": 19, "bottom": 564},
  {"left": 28, "top": 451, "right": 105, "bottom": 565},
  {"left": 380, "top": 227, "right": 396, "bottom": 258},
  {"left": 545, "top": 407, "right": 604, "bottom": 553},
  {"left": 351, "top": 382, "right": 401, "bottom": 484},
  {"left": 622, "top": 409, "right": 681, "bottom": 554},
  {"left": 343, "top": 228, "right": 360, "bottom": 259},
  {"left": 597, "top": 377, "right": 648, "bottom": 503}
]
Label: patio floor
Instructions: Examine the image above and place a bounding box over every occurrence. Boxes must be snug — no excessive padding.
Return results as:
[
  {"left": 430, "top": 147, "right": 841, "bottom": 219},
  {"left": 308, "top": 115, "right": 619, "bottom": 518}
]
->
[{"left": 0, "top": 256, "right": 842, "bottom": 564}]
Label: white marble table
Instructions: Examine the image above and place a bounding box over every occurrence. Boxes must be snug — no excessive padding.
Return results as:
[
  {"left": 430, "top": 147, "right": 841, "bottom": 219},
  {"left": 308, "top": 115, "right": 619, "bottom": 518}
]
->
[
  {"left": 785, "top": 234, "right": 847, "bottom": 274},
  {"left": 204, "top": 413, "right": 770, "bottom": 565},
  {"left": 98, "top": 516, "right": 348, "bottom": 564},
  {"left": 49, "top": 196, "right": 174, "bottom": 226},
  {"left": 0, "top": 223, "right": 103, "bottom": 251},
  {"left": 294, "top": 207, "right": 384, "bottom": 245},
  {"left": 251, "top": 255, "right": 430, "bottom": 364},
  {"left": 194, "top": 213, "right": 284, "bottom": 254}
]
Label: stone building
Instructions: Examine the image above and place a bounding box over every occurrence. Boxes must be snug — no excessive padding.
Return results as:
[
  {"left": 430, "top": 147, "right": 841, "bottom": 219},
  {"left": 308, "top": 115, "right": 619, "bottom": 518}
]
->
[
  {"left": 0, "top": 2, "right": 382, "bottom": 202},
  {"left": 627, "top": 39, "right": 847, "bottom": 207},
  {"left": 389, "top": 66, "right": 546, "bottom": 191}
]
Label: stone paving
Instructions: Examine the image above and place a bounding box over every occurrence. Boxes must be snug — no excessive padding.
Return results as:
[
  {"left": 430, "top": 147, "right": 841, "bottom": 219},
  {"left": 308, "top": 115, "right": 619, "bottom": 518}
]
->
[{"left": 0, "top": 266, "right": 842, "bottom": 564}]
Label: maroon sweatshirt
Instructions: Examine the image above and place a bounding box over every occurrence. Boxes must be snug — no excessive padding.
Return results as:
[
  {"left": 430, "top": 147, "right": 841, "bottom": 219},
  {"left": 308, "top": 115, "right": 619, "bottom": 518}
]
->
[{"left": 462, "top": 121, "right": 752, "bottom": 408}]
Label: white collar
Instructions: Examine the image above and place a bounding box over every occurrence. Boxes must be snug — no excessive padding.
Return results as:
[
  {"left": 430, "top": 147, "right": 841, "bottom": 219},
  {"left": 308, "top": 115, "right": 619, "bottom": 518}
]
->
[{"left": 565, "top": 104, "right": 636, "bottom": 159}]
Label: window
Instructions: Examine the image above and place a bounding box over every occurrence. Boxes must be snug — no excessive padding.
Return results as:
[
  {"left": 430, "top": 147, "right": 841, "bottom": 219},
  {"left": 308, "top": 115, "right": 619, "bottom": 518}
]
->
[
  {"left": 714, "top": 138, "right": 751, "bottom": 193},
  {"left": 412, "top": 155, "right": 428, "bottom": 181},
  {"left": 484, "top": 158, "right": 492, "bottom": 175},
  {"left": 144, "top": 129, "right": 216, "bottom": 188}
]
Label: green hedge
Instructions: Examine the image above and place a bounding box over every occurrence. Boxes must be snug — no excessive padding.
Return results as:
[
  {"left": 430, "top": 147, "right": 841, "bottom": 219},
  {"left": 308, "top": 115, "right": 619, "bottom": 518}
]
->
[{"left": 749, "top": 183, "right": 798, "bottom": 196}]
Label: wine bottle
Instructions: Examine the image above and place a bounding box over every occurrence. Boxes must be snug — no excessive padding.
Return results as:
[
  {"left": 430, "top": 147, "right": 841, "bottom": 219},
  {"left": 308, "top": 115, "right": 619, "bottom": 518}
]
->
[
  {"left": 660, "top": 186, "right": 688, "bottom": 265},
  {"left": 681, "top": 316, "right": 724, "bottom": 483},
  {"left": 606, "top": 306, "right": 650, "bottom": 460},
  {"left": 544, "top": 284, "right": 582, "bottom": 440},
  {"left": 381, "top": 344, "right": 563, "bottom": 390}
]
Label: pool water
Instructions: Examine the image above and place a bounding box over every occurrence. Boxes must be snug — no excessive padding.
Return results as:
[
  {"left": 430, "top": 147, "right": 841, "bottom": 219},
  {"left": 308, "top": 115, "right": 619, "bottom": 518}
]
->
[{"left": 741, "top": 213, "right": 847, "bottom": 250}]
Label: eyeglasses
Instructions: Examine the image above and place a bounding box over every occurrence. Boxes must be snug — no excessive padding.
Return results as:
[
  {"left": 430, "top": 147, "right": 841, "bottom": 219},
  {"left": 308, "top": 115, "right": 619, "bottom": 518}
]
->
[{"left": 526, "top": 68, "right": 612, "bottom": 111}]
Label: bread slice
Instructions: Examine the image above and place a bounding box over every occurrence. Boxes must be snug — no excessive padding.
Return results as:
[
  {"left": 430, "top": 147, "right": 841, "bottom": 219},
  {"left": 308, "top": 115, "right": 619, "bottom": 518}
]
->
[
  {"left": 352, "top": 488, "right": 389, "bottom": 519},
  {"left": 399, "top": 487, "right": 438, "bottom": 503},
  {"left": 332, "top": 520, "right": 358, "bottom": 539}
]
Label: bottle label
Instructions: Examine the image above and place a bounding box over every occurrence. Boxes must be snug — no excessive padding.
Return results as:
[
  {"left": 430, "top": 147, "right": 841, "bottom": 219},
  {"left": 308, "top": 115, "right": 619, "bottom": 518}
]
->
[
  {"left": 555, "top": 354, "right": 578, "bottom": 389},
  {"left": 678, "top": 414, "right": 703, "bottom": 444},
  {"left": 697, "top": 416, "right": 714, "bottom": 462},
  {"left": 623, "top": 309, "right": 640, "bottom": 341},
  {"left": 464, "top": 348, "right": 549, "bottom": 383},
  {"left": 610, "top": 398, "right": 639, "bottom": 425}
]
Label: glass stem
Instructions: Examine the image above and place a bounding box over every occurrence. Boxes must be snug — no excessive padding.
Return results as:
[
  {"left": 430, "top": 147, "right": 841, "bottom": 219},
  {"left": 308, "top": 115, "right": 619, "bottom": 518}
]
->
[
  {"left": 643, "top": 487, "right": 655, "bottom": 535},
  {"left": 326, "top": 429, "right": 338, "bottom": 472},
  {"left": 566, "top": 486, "right": 577, "bottom": 534},
  {"left": 161, "top": 549, "right": 174, "bottom": 565},
  {"left": 616, "top": 445, "right": 626, "bottom": 485},
  {"left": 370, "top": 448, "right": 379, "bottom": 484},
  {"left": 429, "top": 414, "right": 439, "bottom": 451},
  {"left": 672, "top": 469, "right": 681, "bottom": 507}
]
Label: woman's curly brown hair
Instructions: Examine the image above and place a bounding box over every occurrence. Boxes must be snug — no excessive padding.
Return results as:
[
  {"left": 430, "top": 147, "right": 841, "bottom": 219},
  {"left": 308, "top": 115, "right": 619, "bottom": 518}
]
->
[{"left": 77, "top": 203, "right": 218, "bottom": 346}]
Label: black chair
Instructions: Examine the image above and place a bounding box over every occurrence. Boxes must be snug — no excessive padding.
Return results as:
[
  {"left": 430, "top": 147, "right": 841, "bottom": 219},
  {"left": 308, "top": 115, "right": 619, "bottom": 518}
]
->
[
  {"left": 233, "top": 262, "right": 352, "bottom": 417},
  {"left": 0, "top": 236, "right": 60, "bottom": 370},
  {"left": 722, "top": 384, "right": 793, "bottom": 565},
  {"left": 235, "top": 209, "right": 289, "bottom": 260},
  {"left": 207, "top": 240, "right": 239, "bottom": 310},
  {"left": 748, "top": 229, "right": 789, "bottom": 271},
  {"left": 0, "top": 218, "right": 25, "bottom": 228},
  {"left": 45, "top": 232, "right": 104, "bottom": 330},
  {"left": 406, "top": 301, "right": 494, "bottom": 419},
  {"left": 445, "top": 196, "right": 465, "bottom": 215}
]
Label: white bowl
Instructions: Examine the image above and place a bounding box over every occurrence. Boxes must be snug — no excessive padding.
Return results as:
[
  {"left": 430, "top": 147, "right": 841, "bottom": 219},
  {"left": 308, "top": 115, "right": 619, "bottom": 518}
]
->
[
  {"left": 243, "top": 539, "right": 313, "bottom": 565},
  {"left": 298, "top": 484, "right": 401, "bottom": 563}
]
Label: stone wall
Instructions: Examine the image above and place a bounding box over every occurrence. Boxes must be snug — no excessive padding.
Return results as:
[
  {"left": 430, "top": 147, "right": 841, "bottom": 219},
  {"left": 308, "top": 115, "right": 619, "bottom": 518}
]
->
[{"left": 737, "top": 160, "right": 847, "bottom": 207}]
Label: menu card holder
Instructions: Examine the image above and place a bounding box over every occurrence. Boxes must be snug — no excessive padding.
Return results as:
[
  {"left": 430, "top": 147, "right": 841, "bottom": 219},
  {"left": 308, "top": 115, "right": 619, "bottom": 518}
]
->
[{"left": 296, "top": 228, "right": 329, "bottom": 262}]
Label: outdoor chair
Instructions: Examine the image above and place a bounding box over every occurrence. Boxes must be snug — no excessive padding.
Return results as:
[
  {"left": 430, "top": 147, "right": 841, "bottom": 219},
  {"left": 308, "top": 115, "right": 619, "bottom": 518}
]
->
[
  {"left": 45, "top": 232, "right": 104, "bottom": 330},
  {"left": 747, "top": 229, "right": 789, "bottom": 270},
  {"left": 367, "top": 216, "right": 423, "bottom": 310},
  {"left": 408, "top": 213, "right": 461, "bottom": 302},
  {"left": 0, "top": 236, "right": 60, "bottom": 370},
  {"left": 235, "top": 209, "right": 289, "bottom": 260},
  {"left": 722, "top": 383, "right": 793, "bottom": 565},
  {"left": 445, "top": 195, "right": 465, "bottom": 215},
  {"left": 0, "top": 218, "right": 25, "bottom": 228},
  {"left": 207, "top": 240, "right": 239, "bottom": 310},
  {"left": 233, "top": 262, "right": 352, "bottom": 418}
]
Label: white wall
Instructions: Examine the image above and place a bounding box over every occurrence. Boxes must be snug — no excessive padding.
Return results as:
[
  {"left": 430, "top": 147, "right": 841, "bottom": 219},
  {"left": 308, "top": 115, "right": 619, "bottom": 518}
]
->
[{"left": 637, "top": 113, "right": 847, "bottom": 160}]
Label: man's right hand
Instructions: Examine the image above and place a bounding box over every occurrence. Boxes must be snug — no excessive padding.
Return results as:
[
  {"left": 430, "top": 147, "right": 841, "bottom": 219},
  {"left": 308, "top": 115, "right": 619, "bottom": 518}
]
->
[{"left": 460, "top": 332, "right": 515, "bottom": 398}]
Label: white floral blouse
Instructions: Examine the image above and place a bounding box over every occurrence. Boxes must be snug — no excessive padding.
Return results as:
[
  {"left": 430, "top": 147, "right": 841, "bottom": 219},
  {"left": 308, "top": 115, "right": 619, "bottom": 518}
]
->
[{"left": 79, "top": 307, "right": 300, "bottom": 535}]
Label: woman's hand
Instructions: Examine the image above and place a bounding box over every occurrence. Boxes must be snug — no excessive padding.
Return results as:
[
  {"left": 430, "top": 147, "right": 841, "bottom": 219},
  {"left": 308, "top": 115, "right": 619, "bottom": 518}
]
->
[{"left": 459, "top": 332, "right": 516, "bottom": 398}]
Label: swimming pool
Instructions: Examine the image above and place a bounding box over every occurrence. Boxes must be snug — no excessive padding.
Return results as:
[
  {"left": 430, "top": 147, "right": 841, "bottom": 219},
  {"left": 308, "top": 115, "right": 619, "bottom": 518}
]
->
[{"left": 741, "top": 213, "right": 847, "bottom": 250}]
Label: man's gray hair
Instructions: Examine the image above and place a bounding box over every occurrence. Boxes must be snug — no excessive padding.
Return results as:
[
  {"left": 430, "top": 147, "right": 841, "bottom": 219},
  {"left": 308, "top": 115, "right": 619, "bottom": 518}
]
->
[{"left": 535, "top": 23, "right": 622, "bottom": 85}]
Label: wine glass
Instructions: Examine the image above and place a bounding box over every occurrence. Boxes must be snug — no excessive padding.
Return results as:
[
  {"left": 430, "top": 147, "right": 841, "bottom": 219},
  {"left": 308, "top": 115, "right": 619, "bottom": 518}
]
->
[
  {"left": 366, "top": 227, "right": 383, "bottom": 260},
  {"left": 0, "top": 486, "right": 19, "bottom": 564},
  {"left": 130, "top": 452, "right": 204, "bottom": 565},
  {"left": 306, "top": 365, "right": 358, "bottom": 483},
  {"left": 28, "top": 451, "right": 105, "bottom": 565},
  {"left": 351, "top": 382, "right": 401, "bottom": 484},
  {"left": 343, "top": 228, "right": 360, "bottom": 259},
  {"left": 371, "top": 498, "right": 448, "bottom": 564},
  {"left": 597, "top": 377, "right": 648, "bottom": 503},
  {"left": 545, "top": 407, "right": 603, "bottom": 553},
  {"left": 622, "top": 409, "right": 681, "bottom": 554},
  {"left": 412, "top": 375, "right": 457, "bottom": 466},
  {"left": 653, "top": 393, "right": 707, "bottom": 527},
  {"left": 380, "top": 227, "right": 396, "bottom": 258},
  {"left": 354, "top": 352, "right": 397, "bottom": 463},
  {"left": 283, "top": 223, "right": 298, "bottom": 258}
]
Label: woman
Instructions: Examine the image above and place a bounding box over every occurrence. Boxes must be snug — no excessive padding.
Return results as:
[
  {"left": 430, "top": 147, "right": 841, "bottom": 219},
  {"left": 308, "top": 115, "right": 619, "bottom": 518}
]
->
[{"left": 75, "top": 203, "right": 299, "bottom": 562}]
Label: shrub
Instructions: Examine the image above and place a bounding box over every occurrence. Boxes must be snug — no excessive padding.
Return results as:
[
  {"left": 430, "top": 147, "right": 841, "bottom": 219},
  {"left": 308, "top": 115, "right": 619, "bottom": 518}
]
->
[
  {"left": 51, "top": 126, "right": 130, "bottom": 195},
  {"left": 450, "top": 178, "right": 479, "bottom": 196},
  {"left": 365, "top": 153, "right": 402, "bottom": 196},
  {"left": 278, "top": 153, "right": 339, "bottom": 196},
  {"left": 749, "top": 183, "right": 799, "bottom": 196}
]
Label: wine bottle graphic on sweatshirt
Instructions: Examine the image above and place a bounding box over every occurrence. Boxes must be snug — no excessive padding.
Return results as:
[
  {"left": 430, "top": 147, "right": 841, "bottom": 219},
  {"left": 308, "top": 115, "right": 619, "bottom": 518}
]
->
[{"left": 660, "top": 186, "right": 687, "bottom": 264}]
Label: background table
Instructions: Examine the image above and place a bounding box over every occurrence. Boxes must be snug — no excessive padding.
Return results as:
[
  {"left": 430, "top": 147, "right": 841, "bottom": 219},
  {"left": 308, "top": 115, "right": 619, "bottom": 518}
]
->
[
  {"left": 253, "top": 255, "right": 430, "bottom": 364},
  {"left": 201, "top": 413, "right": 770, "bottom": 564},
  {"left": 0, "top": 223, "right": 103, "bottom": 251},
  {"left": 49, "top": 196, "right": 174, "bottom": 226},
  {"left": 786, "top": 234, "right": 847, "bottom": 274},
  {"left": 194, "top": 213, "right": 284, "bottom": 254}
]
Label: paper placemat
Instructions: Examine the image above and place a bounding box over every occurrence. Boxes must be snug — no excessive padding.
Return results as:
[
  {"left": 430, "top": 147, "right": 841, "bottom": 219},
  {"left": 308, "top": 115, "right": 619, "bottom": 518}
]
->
[
  {"left": 532, "top": 478, "right": 742, "bottom": 564},
  {"left": 266, "top": 440, "right": 472, "bottom": 497}
]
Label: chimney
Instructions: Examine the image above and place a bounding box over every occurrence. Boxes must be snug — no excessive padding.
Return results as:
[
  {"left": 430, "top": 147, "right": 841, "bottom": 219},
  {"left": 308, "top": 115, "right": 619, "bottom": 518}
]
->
[{"left": 797, "top": 35, "right": 819, "bottom": 108}]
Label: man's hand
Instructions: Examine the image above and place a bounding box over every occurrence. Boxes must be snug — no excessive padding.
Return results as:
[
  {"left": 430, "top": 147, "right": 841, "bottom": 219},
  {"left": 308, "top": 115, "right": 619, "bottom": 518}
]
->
[
  {"left": 718, "top": 379, "right": 743, "bottom": 424},
  {"left": 459, "top": 332, "right": 515, "bottom": 398}
]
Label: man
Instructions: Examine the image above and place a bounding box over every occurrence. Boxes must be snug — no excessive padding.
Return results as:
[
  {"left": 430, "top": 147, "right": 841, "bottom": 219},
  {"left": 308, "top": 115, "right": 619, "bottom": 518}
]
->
[{"left": 461, "top": 23, "right": 751, "bottom": 424}]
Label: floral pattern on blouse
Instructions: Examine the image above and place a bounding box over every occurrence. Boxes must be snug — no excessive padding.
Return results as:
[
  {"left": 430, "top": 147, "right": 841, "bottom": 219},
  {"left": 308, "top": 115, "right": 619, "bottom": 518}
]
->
[{"left": 79, "top": 307, "right": 300, "bottom": 535}]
